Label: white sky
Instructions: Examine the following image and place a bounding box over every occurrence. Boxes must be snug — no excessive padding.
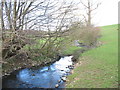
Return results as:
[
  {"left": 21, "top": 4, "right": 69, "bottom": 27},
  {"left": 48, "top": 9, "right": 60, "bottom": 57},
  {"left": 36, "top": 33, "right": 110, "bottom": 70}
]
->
[
  {"left": 71, "top": 0, "right": 119, "bottom": 26},
  {"left": 92, "top": 0, "right": 119, "bottom": 26}
]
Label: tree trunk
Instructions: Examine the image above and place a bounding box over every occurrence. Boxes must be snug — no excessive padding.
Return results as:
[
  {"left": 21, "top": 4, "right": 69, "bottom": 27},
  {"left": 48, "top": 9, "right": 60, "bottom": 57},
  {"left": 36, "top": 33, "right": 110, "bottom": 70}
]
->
[
  {"left": 0, "top": 1, "right": 5, "bottom": 30},
  {"left": 13, "top": 1, "right": 17, "bottom": 31}
]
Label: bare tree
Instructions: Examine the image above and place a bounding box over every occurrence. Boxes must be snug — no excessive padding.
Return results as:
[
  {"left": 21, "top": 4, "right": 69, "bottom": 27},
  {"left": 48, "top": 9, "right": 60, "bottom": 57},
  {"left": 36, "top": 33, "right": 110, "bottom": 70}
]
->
[
  {"left": 80, "top": 0, "right": 101, "bottom": 26},
  {"left": 1, "top": 0, "right": 78, "bottom": 59},
  {"left": 1, "top": 0, "right": 46, "bottom": 58},
  {"left": 0, "top": 1, "right": 4, "bottom": 30}
]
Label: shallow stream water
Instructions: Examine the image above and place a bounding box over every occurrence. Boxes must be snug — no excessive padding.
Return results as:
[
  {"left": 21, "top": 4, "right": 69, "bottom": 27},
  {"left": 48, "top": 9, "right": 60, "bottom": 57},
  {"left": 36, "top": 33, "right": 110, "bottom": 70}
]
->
[{"left": 2, "top": 56, "right": 74, "bottom": 88}]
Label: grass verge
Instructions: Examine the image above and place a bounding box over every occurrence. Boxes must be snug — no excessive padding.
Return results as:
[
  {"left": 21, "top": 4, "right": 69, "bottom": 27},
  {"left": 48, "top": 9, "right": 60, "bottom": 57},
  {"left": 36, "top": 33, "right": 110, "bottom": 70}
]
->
[{"left": 66, "top": 24, "right": 118, "bottom": 88}]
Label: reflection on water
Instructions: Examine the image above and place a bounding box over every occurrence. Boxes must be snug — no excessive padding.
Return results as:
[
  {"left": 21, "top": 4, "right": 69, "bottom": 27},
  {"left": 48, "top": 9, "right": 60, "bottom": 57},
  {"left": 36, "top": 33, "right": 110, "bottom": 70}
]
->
[{"left": 2, "top": 56, "right": 73, "bottom": 88}]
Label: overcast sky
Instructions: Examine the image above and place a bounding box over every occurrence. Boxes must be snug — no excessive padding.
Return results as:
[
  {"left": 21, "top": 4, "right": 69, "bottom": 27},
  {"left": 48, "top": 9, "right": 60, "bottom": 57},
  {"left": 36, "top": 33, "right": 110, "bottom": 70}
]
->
[
  {"left": 92, "top": 0, "right": 119, "bottom": 26},
  {"left": 68, "top": 0, "right": 119, "bottom": 26}
]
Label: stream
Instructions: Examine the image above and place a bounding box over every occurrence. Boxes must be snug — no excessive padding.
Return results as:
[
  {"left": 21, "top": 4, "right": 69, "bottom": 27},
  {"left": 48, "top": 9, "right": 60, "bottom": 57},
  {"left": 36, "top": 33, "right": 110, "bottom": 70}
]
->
[{"left": 2, "top": 56, "right": 74, "bottom": 88}]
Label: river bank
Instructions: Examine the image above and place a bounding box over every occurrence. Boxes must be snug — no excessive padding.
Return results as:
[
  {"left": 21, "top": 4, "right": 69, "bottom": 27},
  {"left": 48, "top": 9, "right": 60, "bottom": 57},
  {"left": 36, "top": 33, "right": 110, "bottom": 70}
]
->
[
  {"left": 66, "top": 24, "right": 118, "bottom": 88},
  {"left": 2, "top": 52, "right": 61, "bottom": 77},
  {"left": 2, "top": 42, "right": 84, "bottom": 77}
]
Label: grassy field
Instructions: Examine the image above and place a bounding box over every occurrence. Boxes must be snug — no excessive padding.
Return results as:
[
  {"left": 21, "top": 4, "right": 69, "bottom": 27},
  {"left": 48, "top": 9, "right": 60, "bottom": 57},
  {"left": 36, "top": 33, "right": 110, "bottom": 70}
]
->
[{"left": 66, "top": 24, "right": 118, "bottom": 88}]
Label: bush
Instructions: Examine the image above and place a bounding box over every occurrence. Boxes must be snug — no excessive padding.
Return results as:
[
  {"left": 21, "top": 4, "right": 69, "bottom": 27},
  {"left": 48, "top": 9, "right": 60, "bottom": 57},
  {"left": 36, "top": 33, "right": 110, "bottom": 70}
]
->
[
  {"left": 69, "top": 22, "right": 101, "bottom": 47},
  {"left": 2, "top": 31, "right": 26, "bottom": 59},
  {"left": 80, "top": 26, "right": 101, "bottom": 46}
]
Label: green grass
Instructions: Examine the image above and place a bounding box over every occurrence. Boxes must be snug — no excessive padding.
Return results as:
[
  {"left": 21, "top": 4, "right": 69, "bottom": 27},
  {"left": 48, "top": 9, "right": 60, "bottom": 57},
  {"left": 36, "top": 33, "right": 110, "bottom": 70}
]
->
[
  {"left": 66, "top": 24, "right": 118, "bottom": 88},
  {"left": 24, "top": 37, "right": 65, "bottom": 50},
  {"left": 62, "top": 46, "right": 81, "bottom": 55},
  {"left": 24, "top": 36, "right": 81, "bottom": 56}
]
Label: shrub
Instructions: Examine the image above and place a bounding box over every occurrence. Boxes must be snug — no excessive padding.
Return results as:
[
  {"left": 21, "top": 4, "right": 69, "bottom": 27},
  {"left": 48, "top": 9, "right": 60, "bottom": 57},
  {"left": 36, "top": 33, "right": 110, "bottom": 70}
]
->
[
  {"left": 80, "top": 26, "right": 101, "bottom": 46},
  {"left": 68, "top": 22, "right": 101, "bottom": 47}
]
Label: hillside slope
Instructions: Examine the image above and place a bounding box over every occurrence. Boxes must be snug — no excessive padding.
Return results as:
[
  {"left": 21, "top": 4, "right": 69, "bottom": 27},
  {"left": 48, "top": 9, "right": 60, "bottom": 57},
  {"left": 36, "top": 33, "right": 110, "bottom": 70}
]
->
[{"left": 66, "top": 24, "right": 118, "bottom": 88}]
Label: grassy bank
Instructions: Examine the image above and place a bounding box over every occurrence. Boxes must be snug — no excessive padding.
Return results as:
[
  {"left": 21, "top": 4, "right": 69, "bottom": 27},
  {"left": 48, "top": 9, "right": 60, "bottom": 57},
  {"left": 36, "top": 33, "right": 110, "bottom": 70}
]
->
[
  {"left": 62, "top": 46, "right": 81, "bottom": 55},
  {"left": 66, "top": 24, "right": 118, "bottom": 88}
]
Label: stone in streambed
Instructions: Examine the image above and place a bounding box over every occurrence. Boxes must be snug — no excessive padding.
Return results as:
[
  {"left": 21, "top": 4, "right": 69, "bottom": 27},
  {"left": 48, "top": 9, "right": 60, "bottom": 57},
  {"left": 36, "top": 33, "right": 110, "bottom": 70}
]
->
[
  {"left": 58, "top": 80, "right": 61, "bottom": 83},
  {"left": 31, "top": 74, "right": 35, "bottom": 76},
  {"left": 66, "top": 70, "right": 70, "bottom": 73},
  {"left": 61, "top": 76, "right": 67, "bottom": 82},
  {"left": 69, "top": 66, "right": 74, "bottom": 69},
  {"left": 55, "top": 84, "right": 59, "bottom": 88}
]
